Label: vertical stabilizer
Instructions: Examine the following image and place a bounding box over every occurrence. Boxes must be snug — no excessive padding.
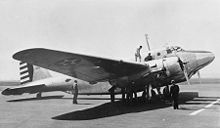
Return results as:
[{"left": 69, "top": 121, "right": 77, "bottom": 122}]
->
[{"left": 19, "top": 62, "right": 52, "bottom": 84}]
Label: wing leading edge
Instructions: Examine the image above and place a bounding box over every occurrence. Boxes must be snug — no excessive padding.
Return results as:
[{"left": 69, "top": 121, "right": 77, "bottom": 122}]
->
[{"left": 13, "top": 48, "right": 148, "bottom": 83}]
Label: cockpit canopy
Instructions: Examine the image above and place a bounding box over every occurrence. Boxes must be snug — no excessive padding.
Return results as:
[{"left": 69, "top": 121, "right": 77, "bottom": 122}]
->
[
  {"left": 144, "top": 46, "right": 184, "bottom": 62},
  {"left": 167, "top": 46, "right": 184, "bottom": 53}
]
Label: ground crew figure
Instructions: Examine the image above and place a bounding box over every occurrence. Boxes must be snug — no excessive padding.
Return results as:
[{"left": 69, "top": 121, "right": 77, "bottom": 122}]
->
[
  {"left": 126, "top": 86, "right": 132, "bottom": 102},
  {"left": 144, "top": 53, "right": 153, "bottom": 61},
  {"left": 121, "top": 87, "right": 126, "bottom": 102},
  {"left": 135, "top": 46, "right": 142, "bottom": 62},
  {"left": 109, "top": 86, "right": 116, "bottom": 102},
  {"left": 170, "top": 80, "right": 180, "bottom": 109},
  {"left": 163, "top": 85, "right": 170, "bottom": 101},
  {"left": 72, "top": 80, "right": 78, "bottom": 104},
  {"left": 131, "top": 82, "right": 137, "bottom": 100}
]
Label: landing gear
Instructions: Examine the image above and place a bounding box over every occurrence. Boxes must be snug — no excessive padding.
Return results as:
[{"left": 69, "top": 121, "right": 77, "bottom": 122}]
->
[
  {"left": 36, "top": 92, "right": 42, "bottom": 99},
  {"left": 156, "top": 87, "right": 162, "bottom": 97},
  {"left": 121, "top": 88, "right": 126, "bottom": 102},
  {"left": 142, "top": 84, "right": 153, "bottom": 101},
  {"left": 110, "top": 93, "right": 115, "bottom": 102},
  {"left": 163, "top": 85, "right": 170, "bottom": 99},
  {"left": 126, "top": 87, "right": 133, "bottom": 102}
]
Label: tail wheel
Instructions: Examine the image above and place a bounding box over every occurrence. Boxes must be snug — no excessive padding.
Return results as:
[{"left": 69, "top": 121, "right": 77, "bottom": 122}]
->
[{"left": 36, "top": 93, "right": 42, "bottom": 99}]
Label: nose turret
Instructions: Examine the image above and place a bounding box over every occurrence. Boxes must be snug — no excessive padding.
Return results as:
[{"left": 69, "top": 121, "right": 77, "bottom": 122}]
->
[{"left": 195, "top": 51, "right": 215, "bottom": 68}]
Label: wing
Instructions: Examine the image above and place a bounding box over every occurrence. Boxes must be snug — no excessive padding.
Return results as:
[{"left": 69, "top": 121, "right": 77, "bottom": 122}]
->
[
  {"left": 1, "top": 84, "right": 45, "bottom": 95},
  {"left": 13, "top": 48, "right": 148, "bottom": 83}
]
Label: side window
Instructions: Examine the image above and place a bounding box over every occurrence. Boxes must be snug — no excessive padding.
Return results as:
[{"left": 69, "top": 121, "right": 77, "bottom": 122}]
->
[
  {"left": 65, "top": 79, "right": 71, "bottom": 82},
  {"left": 166, "top": 49, "right": 172, "bottom": 54}
]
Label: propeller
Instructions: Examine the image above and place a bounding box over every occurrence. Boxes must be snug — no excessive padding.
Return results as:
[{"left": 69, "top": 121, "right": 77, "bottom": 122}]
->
[{"left": 177, "top": 57, "right": 191, "bottom": 85}]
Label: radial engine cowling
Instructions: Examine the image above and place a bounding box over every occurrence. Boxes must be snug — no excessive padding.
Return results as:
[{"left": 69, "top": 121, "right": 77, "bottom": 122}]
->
[
  {"left": 162, "top": 57, "right": 183, "bottom": 77},
  {"left": 109, "top": 57, "right": 183, "bottom": 87},
  {"left": 146, "top": 56, "right": 182, "bottom": 77}
]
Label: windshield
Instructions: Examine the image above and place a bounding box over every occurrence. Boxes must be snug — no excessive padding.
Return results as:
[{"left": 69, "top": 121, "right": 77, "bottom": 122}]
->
[{"left": 168, "top": 46, "right": 184, "bottom": 52}]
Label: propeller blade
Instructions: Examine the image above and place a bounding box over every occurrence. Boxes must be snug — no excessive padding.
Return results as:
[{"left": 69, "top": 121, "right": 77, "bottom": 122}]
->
[
  {"left": 177, "top": 57, "right": 190, "bottom": 85},
  {"left": 183, "top": 65, "right": 190, "bottom": 85}
]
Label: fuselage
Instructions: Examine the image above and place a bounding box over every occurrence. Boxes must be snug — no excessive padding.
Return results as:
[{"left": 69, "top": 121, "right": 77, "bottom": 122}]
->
[{"left": 1, "top": 76, "right": 113, "bottom": 96}]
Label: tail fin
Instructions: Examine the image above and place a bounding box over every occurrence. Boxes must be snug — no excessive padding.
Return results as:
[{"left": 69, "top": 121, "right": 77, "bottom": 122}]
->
[{"left": 19, "top": 62, "right": 52, "bottom": 84}]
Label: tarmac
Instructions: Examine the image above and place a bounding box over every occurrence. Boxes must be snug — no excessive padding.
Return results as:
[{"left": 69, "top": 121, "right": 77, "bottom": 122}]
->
[{"left": 0, "top": 83, "right": 220, "bottom": 128}]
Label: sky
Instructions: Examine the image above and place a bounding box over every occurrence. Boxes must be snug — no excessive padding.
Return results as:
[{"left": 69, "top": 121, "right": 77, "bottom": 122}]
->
[{"left": 0, "top": 0, "right": 219, "bottom": 80}]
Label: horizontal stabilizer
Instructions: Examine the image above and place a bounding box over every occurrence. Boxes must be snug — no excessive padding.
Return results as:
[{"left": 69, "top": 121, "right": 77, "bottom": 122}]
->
[{"left": 1, "top": 84, "right": 45, "bottom": 95}]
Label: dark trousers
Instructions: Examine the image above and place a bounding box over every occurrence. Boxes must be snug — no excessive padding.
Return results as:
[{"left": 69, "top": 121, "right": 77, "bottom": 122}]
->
[{"left": 172, "top": 96, "right": 179, "bottom": 109}]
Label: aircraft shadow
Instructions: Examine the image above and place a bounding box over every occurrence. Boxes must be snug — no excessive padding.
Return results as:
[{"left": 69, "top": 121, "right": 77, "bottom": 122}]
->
[
  {"left": 7, "top": 95, "right": 64, "bottom": 102},
  {"left": 63, "top": 97, "right": 121, "bottom": 101},
  {"left": 52, "top": 92, "right": 199, "bottom": 120}
]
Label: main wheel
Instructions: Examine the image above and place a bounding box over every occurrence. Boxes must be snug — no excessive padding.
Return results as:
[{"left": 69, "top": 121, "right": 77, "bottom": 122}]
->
[{"left": 163, "top": 86, "right": 170, "bottom": 99}]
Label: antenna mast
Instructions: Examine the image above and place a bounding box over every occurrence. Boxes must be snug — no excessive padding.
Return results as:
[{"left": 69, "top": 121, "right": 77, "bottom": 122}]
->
[{"left": 145, "top": 34, "right": 151, "bottom": 51}]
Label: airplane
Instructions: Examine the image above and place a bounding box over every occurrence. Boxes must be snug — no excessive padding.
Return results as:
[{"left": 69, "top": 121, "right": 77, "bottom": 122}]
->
[
  {"left": 12, "top": 46, "right": 215, "bottom": 102},
  {"left": 1, "top": 61, "right": 119, "bottom": 99}
]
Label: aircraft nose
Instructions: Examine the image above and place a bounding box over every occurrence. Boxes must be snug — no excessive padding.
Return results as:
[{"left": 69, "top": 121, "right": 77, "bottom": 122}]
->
[{"left": 196, "top": 51, "right": 215, "bottom": 67}]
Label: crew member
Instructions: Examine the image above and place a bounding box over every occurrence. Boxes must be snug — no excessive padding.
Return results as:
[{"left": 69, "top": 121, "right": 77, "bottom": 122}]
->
[
  {"left": 170, "top": 80, "right": 180, "bottom": 109},
  {"left": 109, "top": 86, "right": 116, "bottom": 102},
  {"left": 163, "top": 86, "right": 170, "bottom": 99},
  {"left": 72, "top": 80, "right": 78, "bottom": 104},
  {"left": 135, "top": 46, "right": 142, "bottom": 62},
  {"left": 126, "top": 85, "right": 132, "bottom": 102},
  {"left": 144, "top": 53, "right": 153, "bottom": 61},
  {"left": 125, "top": 82, "right": 137, "bottom": 103},
  {"left": 121, "top": 87, "right": 126, "bottom": 102},
  {"left": 131, "top": 82, "right": 137, "bottom": 100}
]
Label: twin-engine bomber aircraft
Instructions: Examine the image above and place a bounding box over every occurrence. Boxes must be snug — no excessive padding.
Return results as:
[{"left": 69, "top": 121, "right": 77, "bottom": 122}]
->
[{"left": 12, "top": 47, "right": 215, "bottom": 102}]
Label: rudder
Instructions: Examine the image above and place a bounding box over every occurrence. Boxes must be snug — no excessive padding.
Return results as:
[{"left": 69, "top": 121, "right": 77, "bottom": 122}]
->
[{"left": 19, "top": 61, "right": 51, "bottom": 84}]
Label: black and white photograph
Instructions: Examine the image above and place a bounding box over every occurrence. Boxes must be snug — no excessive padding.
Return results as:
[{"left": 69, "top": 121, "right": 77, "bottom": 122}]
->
[{"left": 0, "top": 0, "right": 219, "bottom": 128}]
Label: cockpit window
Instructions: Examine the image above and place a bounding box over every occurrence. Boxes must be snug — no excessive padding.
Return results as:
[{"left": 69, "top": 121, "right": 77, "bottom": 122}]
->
[
  {"left": 167, "top": 46, "right": 184, "bottom": 53},
  {"left": 172, "top": 46, "right": 184, "bottom": 52}
]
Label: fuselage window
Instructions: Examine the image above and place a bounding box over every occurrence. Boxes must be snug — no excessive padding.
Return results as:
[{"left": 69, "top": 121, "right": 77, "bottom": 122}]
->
[
  {"left": 65, "top": 79, "right": 71, "bottom": 82},
  {"left": 157, "top": 52, "right": 161, "bottom": 56}
]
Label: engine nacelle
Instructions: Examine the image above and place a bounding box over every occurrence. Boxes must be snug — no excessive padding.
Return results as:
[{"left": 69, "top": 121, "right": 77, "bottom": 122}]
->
[
  {"left": 162, "top": 57, "right": 183, "bottom": 77},
  {"left": 146, "top": 56, "right": 183, "bottom": 77},
  {"left": 109, "top": 76, "right": 129, "bottom": 88},
  {"left": 109, "top": 57, "right": 183, "bottom": 88}
]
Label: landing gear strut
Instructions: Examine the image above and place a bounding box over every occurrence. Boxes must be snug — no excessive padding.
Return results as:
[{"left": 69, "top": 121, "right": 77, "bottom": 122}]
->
[
  {"left": 121, "top": 88, "right": 126, "bottom": 102},
  {"left": 142, "top": 84, "right": 153, "bottom": 101},
  {"left": 163, "top": 85, "right": 170, "bottom": 99}
]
